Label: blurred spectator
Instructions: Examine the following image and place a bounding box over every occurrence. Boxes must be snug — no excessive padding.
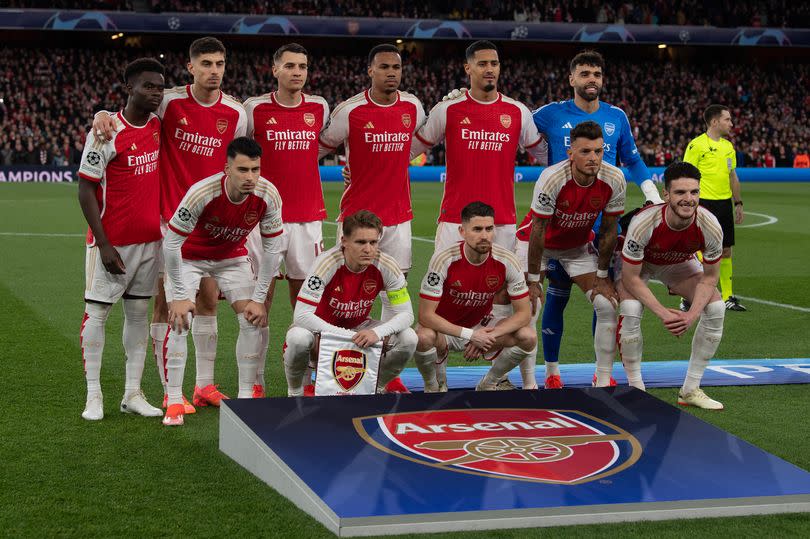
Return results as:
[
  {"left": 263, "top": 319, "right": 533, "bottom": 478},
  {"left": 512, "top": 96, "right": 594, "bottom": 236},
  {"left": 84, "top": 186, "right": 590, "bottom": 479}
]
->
[{"left": 794, "top": 150, "right": 810, "bottom": 168}]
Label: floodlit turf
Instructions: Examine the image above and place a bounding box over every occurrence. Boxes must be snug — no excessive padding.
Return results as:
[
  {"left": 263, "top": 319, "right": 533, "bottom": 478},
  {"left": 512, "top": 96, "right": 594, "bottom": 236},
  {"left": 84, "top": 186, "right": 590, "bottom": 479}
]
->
[{"left": 1, "top": 181, "right": 809, "bottom": 537}]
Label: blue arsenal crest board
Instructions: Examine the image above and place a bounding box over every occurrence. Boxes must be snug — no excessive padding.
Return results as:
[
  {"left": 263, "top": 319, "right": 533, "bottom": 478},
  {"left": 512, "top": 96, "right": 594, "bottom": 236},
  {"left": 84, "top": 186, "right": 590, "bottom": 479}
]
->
[{"left": 219, "top": 388, "right": 810, "bottom": 536}]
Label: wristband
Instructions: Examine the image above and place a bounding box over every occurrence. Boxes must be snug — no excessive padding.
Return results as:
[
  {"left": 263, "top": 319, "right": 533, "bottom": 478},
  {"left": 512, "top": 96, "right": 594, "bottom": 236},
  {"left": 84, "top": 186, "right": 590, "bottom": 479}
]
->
[
  {"left": 527, "top": 273, "right": 541, "bottom": 283},
  {"left": 734, "top": 200, "right": 743, "bottom": 206},
  {"left": 460, "top": 327, "right": 474, "bottom": 341},
  {"left": 596, "top": 269, "right": 609, "bottom": 279}
]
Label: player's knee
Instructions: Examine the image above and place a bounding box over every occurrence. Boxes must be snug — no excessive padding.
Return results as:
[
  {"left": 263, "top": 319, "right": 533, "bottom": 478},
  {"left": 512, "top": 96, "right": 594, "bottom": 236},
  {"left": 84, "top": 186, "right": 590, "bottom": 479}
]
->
[
  {"left": 237, "top": 313, "right": 258, "bottom": 333},
  {"left": 123, "top": 298, "right": 149, "bottom": 322},
  {"left": 84, "top": 302, "right": 112, "bottom": 324},
  {"left": 514, "top": 326, "right": 537, "bottom": 350},
  {"left": 619, "top": 299, "right": 643, "bottom": 323},
  {"left": 284, "top": 327, "right": 314, "bottom": 357},
  {"left": 701, "top": 300, "right": 726, "bottom": 331},
  {"left": 416, "top": 326, "right": 438, "bottom": 352},
  {"left": 190, "top": 314, "right": 217, "bottom": 336},
  {"left": 590, "top": 293, "right": 617, "bottom": 322}
]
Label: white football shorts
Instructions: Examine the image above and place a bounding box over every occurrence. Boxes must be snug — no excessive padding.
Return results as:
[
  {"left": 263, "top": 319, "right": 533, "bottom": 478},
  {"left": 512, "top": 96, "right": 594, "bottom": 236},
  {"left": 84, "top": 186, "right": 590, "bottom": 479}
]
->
[{"left": 84, "top": 240, "right": 160, "bottom": 303}]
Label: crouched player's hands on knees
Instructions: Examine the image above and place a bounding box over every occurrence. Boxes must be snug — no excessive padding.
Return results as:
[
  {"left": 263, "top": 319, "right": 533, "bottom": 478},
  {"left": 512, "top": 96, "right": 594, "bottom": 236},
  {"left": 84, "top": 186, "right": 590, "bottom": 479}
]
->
[
  {"left": 352, "top": 329, "right": 381, "bottom": 348},
  {"left": 243, "top": 300, "right": 268, "bottom": 327},
  {"left": 168, "top": 299, "right": 195, "bottom": 332}
]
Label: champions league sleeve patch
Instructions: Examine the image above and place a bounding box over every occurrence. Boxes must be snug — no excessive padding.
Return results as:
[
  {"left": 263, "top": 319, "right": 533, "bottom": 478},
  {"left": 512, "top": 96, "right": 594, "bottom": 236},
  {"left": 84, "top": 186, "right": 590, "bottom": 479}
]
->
[
  {"left": 86, "top": 151, "right": 101, "bottom": 166},
  {"left": 177, "top": 207, "right": 192, "bottom": 222},
  {"left": 536, "top": 192, "right": 553, "bottom": 209},
  {"left": 426, "top": 272, "right": 441, "bottom": 287},
  {"left": 625, "top": 239, "right": 643, "bottom": 256},
  {"left": 307, "top": 276, "right": 324, "bottom": 291}
]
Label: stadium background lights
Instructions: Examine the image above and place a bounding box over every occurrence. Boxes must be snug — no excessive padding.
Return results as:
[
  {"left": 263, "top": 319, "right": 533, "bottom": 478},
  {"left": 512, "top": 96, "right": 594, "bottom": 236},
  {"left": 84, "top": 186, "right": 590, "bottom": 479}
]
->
[
  {"left": 159, "top": 53, "right": 165, "bottom": 58},
  {"left": 396, "top": 39, "right": 403, "bottom": 44},
  {"left": 658, "top": 43, "right": 667, "bottom": 49},
  {"left": 111, "top": 32, "right": 124, "bottom": 40}
]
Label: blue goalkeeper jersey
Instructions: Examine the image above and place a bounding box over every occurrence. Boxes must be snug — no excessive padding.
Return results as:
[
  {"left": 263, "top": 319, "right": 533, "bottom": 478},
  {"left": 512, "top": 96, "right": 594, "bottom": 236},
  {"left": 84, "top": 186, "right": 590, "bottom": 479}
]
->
[{"left": 532, "top": 99, "right": 650, "bottom": 186}]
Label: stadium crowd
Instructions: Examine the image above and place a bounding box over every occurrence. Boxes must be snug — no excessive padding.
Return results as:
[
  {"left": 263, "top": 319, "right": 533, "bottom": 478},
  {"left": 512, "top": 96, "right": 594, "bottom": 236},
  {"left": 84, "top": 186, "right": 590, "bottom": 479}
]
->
[
  {"left": 3, "top": 0, "right": 809, "bottom": 28},
  {"left": 1, "top": 45, "right": 808, "bottom": 168}
]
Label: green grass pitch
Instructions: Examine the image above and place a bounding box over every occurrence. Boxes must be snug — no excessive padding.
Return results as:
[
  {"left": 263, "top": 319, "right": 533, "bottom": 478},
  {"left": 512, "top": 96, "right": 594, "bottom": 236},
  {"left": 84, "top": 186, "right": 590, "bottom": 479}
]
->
[{"left": 1, "top": 181, "right": 809, "bottom": 537}]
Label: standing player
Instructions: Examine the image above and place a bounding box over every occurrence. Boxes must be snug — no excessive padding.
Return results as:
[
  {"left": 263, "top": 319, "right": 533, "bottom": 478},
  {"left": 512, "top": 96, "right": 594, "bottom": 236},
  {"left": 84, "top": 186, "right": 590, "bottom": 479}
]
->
[
  {"left": 513, "top": 49, "right": 663, "bottom": 390},
  {"left": 617, "top": 162, "right": 725, "bottom": 409},
  {"left": 94, "top": 37, "right": 248, "bottom": 409},
  {"left": 413, "top": 202, "right": 536, "bottom": 392},
  {"left": 282, "top": 211, "right": 417, "bottom": 397},
  {"left": 77, "top": 58, "right": 165, "bottom": 420},
  {"left": 683, "top": 104, "right": 745, "bottom": 312},
  {"left": 244, "top": 43, "right": 330, "bottom": 396},
  {"left": 410, "top": 40, "right": 546, "bottom": 390},
  {"left": 162, "top": 138, "right": 283, "bottom": 426},
  {"left": 526, "top": 121, "right": 626, "bottom": 388}
]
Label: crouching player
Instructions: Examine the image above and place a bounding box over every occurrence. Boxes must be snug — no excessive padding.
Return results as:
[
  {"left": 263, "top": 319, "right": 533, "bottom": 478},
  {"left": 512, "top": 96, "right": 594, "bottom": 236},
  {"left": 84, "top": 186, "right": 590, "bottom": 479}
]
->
[
  {"left": 617, "top": 162, "right": 725, "bottom": 409},
  {"left": 414, "top": 202, "right": 536, "bottom": 392},
  {"left": 283, "top": 210, "right": 417, "bottom": 396},
  {"left": 162, "top": 137, "right": 283, "bottom": 425}
]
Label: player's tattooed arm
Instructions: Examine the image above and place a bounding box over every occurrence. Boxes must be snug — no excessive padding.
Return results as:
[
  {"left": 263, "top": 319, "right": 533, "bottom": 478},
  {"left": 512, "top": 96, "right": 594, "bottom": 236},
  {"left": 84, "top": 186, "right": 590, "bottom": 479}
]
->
[
  {"left": 526, "top": 215, "right": 547, "bottom": 315},
  {"left": 78, "top": 178, "right": 125, "bottom": 274},
  {"left": 594, "top": 213, "right": 620, "bottom": 303}
]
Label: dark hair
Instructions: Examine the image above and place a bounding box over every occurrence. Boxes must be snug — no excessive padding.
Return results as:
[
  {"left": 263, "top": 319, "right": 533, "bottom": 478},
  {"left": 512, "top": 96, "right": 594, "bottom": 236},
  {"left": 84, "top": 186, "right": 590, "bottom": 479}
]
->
[
  {"left": 227, "top": 137, "right": 262, "bottom": 160},
  {"left": 663, "top": 161, "right": 701, "bottom": 190},
  {"left": 465, "top": 40, "right": 498, "bottom": 62},
  {"left": 703, "top": 104, "right": 729, "bottom": 126},
  {"left": 461, "top": 201, "right": 495, "bottom": 222},
  {"left": 570, "top": 49, "right": 604, "bottom": 72},
  {"left": 367, "top": 44, "right": 400, "bottom": 66},
  {"left": 342, "top": 210, "right": 383, "bottom": 237},
  {"left": 570, "top": 120, "right": 603, "bottom": 142},
  {"left": 273, "top": 43, "right": 308, "bottom": 64},
  {"left": 189, "top": 36, "right": 226, "bottom": 59},
  {"left": 123, "top": 57, "right": 164, "bottom": 84}
]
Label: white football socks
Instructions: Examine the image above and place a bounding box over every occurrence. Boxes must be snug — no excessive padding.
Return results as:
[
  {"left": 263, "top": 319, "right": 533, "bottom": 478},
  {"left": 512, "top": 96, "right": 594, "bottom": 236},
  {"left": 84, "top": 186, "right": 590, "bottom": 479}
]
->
[
  {"left": 122, "top": 298, "right": 149, "bottom": 396},
  {"left": 191, "top": 315, "right": 217, "bottom": 388}
]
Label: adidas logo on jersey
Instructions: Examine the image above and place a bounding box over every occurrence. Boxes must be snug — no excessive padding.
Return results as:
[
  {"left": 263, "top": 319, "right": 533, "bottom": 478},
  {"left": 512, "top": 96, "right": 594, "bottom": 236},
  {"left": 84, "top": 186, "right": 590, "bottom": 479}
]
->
[
  {"left": 334, "top": 286, "right": 342, "bottom": 293},
  {"left": 179, "top": 117, "right": 189, "bottom": 126},
  {"left": 364, "top": 122, "right": 375, "bottom": 129},
  {"left": 451, "top": 280, "right": 462, "bottom": 288},
  {"left": 130, "top": 143, "right": 138, "bottom": 151},
  {"left": 266, "top": 117, "right": 278, "bottom": 125},
  {"left": 460, "top": 117, "right": 471, "bottom": 125},
  {"left": 562, "top": 122, "right": 573, "bottom": 129}
]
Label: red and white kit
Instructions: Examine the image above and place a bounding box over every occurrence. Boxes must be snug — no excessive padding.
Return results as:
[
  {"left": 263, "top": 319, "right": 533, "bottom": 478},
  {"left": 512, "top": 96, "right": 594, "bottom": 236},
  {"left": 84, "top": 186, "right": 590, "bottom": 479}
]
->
[
  {"left": 413, "top": 91, "right": 547, "bottom": 250},
  {"left": 164, "top": 174, "right": 283, "bottom": 305},
  {"left": 245, "top": 92, "right": 330, "bottom": 279},
  {"left": 419, "top": 242, "right": 528, "bottom": 349},
  {"left": 529, "top": 159, "right": 626, "bottom": 277},
  {"left": 619, "top": 203, "right": 723, "bottom": 285},
  {"left": 79, "top": 112, "right": 162, "bottom": 303},
  {"left": 158, "top": 85, "right": 247, "bottom": 221},
  {"left": 319, "top": 90, "right": 425, "bottom": 270}
]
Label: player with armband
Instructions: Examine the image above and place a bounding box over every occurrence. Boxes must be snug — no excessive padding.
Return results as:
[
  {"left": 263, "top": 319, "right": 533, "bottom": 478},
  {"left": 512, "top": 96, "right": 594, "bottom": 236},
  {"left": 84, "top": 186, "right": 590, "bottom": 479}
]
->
[
  {"left": 413, "top": 202, "right": 536, "bottom": 392},
  {"left": 283, "top": 210, "right": 417, "bottom": 396},
  {"left": 162, "top": 138, "right": 283, "bottom": 426},
  {"left": 616, "top": 162, "right": 726, "bottom": 409}
]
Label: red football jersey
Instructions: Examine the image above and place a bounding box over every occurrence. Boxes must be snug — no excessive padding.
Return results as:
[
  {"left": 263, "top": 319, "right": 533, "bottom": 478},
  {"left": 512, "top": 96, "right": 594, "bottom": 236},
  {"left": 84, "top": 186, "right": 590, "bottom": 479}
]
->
[
  {"left": 297, "top": 246, "right": 407, "bottom": 329},
  {"left": 415, "top": 91, "right": 545, "bottom": 225},
  {"left": 530, "top": 159, "right": 626, "bottom": 250},
  {"left": 420, "top": 242, "right": 528, "bottom": 328},
  {"left": 319, "top": 90, "right": 425, "bottom": 226},
  {"left": 245, "top": 92, "right": 329, "bottom": 223},
  {"left": 167, "top": 174, "right": 283, "bottom": 261},
  {"left": 622, "top": 204, "right": 723, "bottom": 266},
  {"left": 157, "top": 85, "right": 247, "bottom": 220},
  {"left": 78, "top": 112, "right": 161, "bottom": 246}
]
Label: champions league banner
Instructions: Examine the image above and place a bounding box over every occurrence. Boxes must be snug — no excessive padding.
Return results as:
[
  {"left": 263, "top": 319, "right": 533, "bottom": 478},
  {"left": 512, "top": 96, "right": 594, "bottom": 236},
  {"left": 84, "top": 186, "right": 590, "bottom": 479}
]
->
[
  {"left": 1, "top": 10, "right": 809, "bottom": 47},
  {"left": 220, "top": 388, "right": 810, "bottom": 536}
]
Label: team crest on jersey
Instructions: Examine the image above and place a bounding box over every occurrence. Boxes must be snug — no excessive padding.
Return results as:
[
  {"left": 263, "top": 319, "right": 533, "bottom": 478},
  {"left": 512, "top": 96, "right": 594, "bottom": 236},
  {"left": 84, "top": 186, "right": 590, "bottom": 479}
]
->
[
  {"left": 333, "top": 349, "right": 367, "bottom": 391},
  {"left": 303, "top": 112, "right": 316, "bottom": 127},
  {"left": 500, "top": 114, "right": 512, "bottom": 128},
  {"left": 363, "top": 279, "right": 377, "bottom": 294},
  {"left": 152, "top": 131, "right": 160, "bottom": 144},
  {"left": 216, "top": 118, "right": 229, "bottom": 134},
  {"left": 559, "top": 200, "right": 570, "bottom": 209},
  {"left": 354, "top": 408, "right": 641, "bottom": 484},
  {"left": 604, "top": 122, "right": 616, "bottom": 137},
  {"left": 486, "top": 275, "right": 500, "bottom": 289},
  {"left": 401, "top": 113, "right": 412, "bottom": 128},
  {"left": 589, "top": 195, "right": 603, "bottom": 209},
  {"left": 243, "top": 210, "right": 259, "bottom": 226}
]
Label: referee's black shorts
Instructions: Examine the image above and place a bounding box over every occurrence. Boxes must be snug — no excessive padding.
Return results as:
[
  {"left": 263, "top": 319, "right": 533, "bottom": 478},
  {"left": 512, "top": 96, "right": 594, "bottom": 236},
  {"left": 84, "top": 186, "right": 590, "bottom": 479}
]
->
[{"left": 699, "top": 198, "right": 734, "bottom": 247}]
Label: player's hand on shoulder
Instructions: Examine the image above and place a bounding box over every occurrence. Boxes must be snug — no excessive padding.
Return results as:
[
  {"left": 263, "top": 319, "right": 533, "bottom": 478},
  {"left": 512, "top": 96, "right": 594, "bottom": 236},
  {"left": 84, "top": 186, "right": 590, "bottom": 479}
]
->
[
  {"left": 443, "top": 88, "right": 467, "bottom": 101},
  {"left": 352, "top": 329, "right": 381, "bottom": 348},
  {"left": 243, "top": 301, "right": 268, "bottom": 327},
  {"left": 99, "top": 244, "right": 126, "bottom": 275},
  {"left": 341, "top": 165, "right": 351, "bottom": 188},
  {"left": 92, "top": 111, "right": 116, "bottom": 141}
]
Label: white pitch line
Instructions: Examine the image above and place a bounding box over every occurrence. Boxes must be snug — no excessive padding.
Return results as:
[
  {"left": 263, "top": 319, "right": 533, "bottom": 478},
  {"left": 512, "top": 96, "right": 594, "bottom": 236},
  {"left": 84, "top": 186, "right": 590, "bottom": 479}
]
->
[
  {"left": 650, "top": 280, "right": 810, "bottom": 313},
  {"left": 737, "top": 211, "right": 778, "bottom": 229},
  {"left": 0, "top": 232, "right": 83, "bottom": 237}
]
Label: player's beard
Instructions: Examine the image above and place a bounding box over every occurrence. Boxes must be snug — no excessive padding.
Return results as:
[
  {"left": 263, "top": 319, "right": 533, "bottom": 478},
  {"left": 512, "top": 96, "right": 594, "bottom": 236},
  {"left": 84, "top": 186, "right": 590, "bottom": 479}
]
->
[
  {"left": 576, "top": 84, "right": 600, "bottom": 102},
  {"left": 483, "top": 83, "right": 496, "bottom": 93}
]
